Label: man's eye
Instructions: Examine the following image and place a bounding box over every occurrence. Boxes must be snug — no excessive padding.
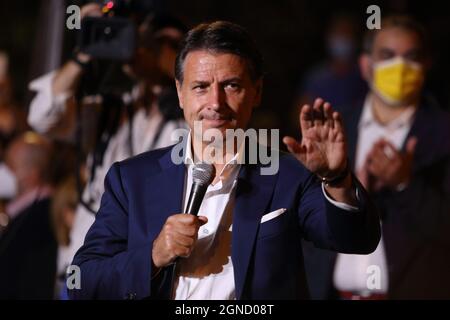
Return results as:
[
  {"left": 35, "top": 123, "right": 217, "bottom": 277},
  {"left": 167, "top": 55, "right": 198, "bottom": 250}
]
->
[
  {"left": 377, "top": 49, "right": 395, "bottom": 60},
  {"left": 225, "top": 83, "right": 240, "bottom": 90},
  {"left": 405, "top": 53, "right": 421, "bottom": 62},
  {"left": 380, "top": 52, "right": 394, "bottom": 60},
  {"left": 193, "top": 85, "right": 207, "bottom": 91}
]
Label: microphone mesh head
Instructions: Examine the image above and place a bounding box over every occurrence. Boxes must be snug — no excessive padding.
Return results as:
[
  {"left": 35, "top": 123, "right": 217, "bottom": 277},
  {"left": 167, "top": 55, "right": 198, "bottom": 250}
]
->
[{"left": 192, "top": 163, "right": 215, "bottom": 186}]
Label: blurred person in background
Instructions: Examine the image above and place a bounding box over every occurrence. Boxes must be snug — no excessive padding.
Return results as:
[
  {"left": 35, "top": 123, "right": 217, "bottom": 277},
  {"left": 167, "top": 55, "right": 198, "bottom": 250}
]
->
[
  {"left": 0, "top": 132, "right": 57, "bottom": 299},
  {"left": 27, "top": 2, "right": 187, "bottom": 277},
  {"left": 303, "top": 15, "right": 450, "bottom": 300},
  {"left": 0, "top": 51, "right": 29, "bottom": 234},
  {"left": 0, "top": 106, "right": 25, "bottom": 200},
  {"left": 50, "top": 177, "right": 77, "bottom": 299},
  {"left": 293, "top": 13, "right": 367, "bottom": 133}
]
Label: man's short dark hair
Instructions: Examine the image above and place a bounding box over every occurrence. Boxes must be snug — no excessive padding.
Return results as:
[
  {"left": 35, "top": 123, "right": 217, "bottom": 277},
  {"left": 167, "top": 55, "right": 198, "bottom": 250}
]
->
[
  {"left": 363, "top": 15, "right": 428, "bottom": 55},
  {"left": 175, "top": 21, "right": 264, "bottom": 83}
]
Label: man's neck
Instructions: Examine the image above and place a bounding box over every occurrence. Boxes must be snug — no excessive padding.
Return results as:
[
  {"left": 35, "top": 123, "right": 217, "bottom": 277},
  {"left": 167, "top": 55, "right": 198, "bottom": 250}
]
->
[
  {"left": 370, "top": 93, "right": 418, "bottom": 125},
  {"left": 191, "top": 137, "right": 238, "bottom": 182}
]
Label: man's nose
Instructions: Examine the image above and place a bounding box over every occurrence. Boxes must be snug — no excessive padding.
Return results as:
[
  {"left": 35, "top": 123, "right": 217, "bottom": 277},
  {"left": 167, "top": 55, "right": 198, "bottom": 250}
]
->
[{"left": 207, "top": 84, "right": 226, "bottom": 110}]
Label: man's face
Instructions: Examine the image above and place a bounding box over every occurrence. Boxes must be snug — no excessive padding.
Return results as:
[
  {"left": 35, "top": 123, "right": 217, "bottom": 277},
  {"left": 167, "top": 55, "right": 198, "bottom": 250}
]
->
[
  {"left": 361, "top": 27, "right": 426, "bottom": 81},
  {"left": 176, "top": 51, "right": 262, "bottom": 138}
]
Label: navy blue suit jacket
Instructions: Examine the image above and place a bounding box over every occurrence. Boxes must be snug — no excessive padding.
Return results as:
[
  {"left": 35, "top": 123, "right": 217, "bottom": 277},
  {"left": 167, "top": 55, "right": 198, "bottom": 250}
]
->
[{"left": 69, "top": 144, "right": 380, "bottom": 300}]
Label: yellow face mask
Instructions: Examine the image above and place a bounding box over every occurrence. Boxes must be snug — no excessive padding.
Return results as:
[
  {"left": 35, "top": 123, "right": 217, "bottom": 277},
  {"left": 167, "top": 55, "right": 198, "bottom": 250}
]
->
[{"left": 372, "top": 57, "right": 424, "bottom": 106}]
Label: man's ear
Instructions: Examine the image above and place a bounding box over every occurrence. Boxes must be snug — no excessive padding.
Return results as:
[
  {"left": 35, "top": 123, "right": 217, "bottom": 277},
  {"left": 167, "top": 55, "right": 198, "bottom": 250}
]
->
[
  {"left": 175, "top": 79, "right": 183, "bottom": 109},
  {"left": 359, "top": 53, "right": 372, "bottom": 82},
  {"left": 253, "top": 78, "right": 263, "bottom": 108}
]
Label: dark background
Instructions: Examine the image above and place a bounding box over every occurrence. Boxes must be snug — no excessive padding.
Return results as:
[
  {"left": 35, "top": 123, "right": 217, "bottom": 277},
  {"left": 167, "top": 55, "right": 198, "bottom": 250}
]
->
[{"left": 2, "top": 0, "right": 450, "bottom": 138}]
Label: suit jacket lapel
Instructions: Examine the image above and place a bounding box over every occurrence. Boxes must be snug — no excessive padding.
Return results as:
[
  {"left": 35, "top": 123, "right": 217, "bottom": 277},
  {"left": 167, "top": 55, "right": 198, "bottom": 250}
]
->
[
  {"left": 404, "top": 102, "right": 441, "bottom": 173},
  {"left": 146, "top": 148, "right": 186, "bottom": 238},
  {"left": 146, "top": 147, "right": 186, "bottom": 299},
  {"left": 232, "top": 163, "right": 277, "bottom": 299}
]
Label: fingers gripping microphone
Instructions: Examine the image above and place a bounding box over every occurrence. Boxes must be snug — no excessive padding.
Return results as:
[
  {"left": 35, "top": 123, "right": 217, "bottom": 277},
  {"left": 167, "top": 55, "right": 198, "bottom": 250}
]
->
[{"left": 185, "top": 163, "right": 216, "bottom": 215}]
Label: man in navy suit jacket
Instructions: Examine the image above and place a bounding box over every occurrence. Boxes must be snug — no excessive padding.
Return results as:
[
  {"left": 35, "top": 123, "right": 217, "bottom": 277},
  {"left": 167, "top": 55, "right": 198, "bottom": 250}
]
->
[{"left": 69, "top": 21, "right": 380, "bottom": 300}]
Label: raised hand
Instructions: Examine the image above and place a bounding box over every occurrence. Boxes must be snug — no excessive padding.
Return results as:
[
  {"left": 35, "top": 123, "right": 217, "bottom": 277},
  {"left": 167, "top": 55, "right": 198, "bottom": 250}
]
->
[{"left": 283, "top": 98, "right": 348, "bottom": 180}]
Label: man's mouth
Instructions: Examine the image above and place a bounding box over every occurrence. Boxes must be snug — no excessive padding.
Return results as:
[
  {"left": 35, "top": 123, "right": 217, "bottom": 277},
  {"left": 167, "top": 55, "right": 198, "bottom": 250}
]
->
[
  {"left": 203, "top": 118, "right": 231, "bottom": 127},
  {"left": 200, "top": 114, "right": 233, "bottom": 127},
  {"left": 201, "top": 114, "right": 231, "bottom": 120}
]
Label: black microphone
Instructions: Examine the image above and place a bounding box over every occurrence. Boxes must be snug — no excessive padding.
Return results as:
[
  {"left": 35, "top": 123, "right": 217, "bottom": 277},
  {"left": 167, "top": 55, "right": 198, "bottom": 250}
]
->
[{"left": 185, "top": 163, "right": 216, "bottom": 215}]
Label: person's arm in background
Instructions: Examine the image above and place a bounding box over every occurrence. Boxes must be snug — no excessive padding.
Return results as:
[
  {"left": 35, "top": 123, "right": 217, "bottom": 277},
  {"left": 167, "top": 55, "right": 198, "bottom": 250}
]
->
[
  {"left": 27, "top": 3, "right": 101, "bottom": 140},
  {"left": 367, "top": 140, "right": 450, "bottom": 247},
  {"left": 360, "top": 114, "right": 450, "bottom": 248}
]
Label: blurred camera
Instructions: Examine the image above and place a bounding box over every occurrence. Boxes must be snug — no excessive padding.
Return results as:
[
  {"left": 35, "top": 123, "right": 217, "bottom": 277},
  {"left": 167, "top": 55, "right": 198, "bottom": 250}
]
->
[{"left": 77, "top": 0, "right": 155, "bottom": 61}]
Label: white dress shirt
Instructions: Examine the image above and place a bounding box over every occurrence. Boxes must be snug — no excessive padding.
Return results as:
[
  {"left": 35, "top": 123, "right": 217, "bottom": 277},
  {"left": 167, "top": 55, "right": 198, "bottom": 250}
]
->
[
  {"left": 333, "top": 95, "right": 416, "bottom": 295},
  {"left": 174, "top": 132, "right": 243, "bottom": 300},
  {"left": 174, "top": 133, "right": 361, "bottom": 300}
]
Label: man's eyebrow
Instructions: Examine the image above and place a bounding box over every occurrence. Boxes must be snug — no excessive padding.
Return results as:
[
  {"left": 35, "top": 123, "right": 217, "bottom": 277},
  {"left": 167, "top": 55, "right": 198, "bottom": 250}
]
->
[
  {"left": 190, "top": 80, "right": 210, "bottom": 86},
  {"left": 190, "top": 77, "right": 243, "bottom": 86},
  {"left": 378, "top": 47, "right": 395, "bottom": 55},
  {"left": 404, "top": 48, "right": 422, "bottom": 56},
  {"left": 219, "top": 77, "right": 243, "bottom": 85}
]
